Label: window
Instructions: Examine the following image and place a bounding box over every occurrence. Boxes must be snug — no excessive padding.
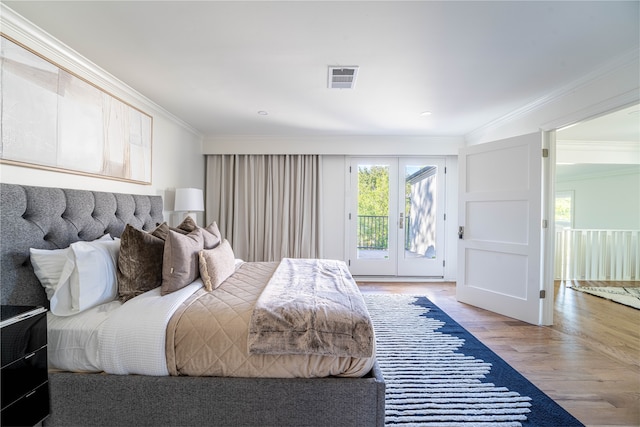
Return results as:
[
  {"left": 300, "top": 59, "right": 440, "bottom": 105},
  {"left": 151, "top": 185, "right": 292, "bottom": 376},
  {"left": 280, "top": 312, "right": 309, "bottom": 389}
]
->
[{"left": 555, "top": 191, "right": 574, "bottom": 229}]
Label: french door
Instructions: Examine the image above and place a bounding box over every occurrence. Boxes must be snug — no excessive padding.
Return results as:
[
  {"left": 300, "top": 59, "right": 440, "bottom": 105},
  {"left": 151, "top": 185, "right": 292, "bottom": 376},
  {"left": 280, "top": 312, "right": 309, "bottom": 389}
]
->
[{"left": 347, "top": 157, "right": 445, "bottom": 277}]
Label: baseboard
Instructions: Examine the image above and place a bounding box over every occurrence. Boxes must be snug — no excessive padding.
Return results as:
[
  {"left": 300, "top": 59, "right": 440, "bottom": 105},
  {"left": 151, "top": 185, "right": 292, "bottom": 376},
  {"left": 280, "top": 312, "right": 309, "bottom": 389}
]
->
[{"left": 354, "top": 276, "right": 446, "bottom": 283}]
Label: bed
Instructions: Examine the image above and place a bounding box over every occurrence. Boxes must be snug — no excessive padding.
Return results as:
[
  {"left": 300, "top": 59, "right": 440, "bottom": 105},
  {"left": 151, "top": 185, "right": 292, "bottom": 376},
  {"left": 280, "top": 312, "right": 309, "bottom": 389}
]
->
[{"left": 0, "top": 183, "right": 385, "bottom": 426}]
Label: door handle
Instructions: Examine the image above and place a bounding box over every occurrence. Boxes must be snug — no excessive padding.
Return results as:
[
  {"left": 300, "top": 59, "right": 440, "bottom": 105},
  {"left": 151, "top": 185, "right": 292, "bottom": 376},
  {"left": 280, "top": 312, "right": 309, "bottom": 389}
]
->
[
  {"left": 399, "top": 212, "right": 404, "bottom": 229},
  {"left": 458, "top": 226, "right": 464, "bottom": 239}
]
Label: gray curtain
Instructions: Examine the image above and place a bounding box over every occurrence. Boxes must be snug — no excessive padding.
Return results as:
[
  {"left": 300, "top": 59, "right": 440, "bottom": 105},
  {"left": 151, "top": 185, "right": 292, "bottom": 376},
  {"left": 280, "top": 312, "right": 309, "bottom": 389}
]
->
[{"left": 205, "top": 154, "right": 322, "bottom": 262}]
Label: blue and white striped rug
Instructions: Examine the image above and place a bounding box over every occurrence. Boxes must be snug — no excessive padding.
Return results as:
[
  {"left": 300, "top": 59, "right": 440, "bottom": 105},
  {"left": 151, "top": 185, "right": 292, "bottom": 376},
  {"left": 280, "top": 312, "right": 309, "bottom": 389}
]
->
[{"left": 364, "top": 294, "right": 584, "bottom": 427}]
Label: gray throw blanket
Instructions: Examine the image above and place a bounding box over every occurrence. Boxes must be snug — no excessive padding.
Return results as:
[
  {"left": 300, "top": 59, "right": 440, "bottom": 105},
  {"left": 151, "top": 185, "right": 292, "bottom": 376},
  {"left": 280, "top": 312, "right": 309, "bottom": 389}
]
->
[{"left": 247, "top": 258, "right": 375, "bottom": 358}]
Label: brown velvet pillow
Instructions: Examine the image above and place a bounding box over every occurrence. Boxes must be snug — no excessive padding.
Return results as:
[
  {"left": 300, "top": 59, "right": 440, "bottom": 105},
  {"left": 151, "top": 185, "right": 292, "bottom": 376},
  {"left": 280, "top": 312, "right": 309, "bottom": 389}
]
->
[
  {"left": 174, "top": 216, "right": 198, "bottom": 233},
  {"left": 161, "top": 228, "right": 204, "bottom": 295},
  {"left": 199, "top": 239, "right": 236, "bottom": 291},
  {"left": 117, "top": 224, "right": 166, "bottom": 302},
  {"left": 149, "top": 222, "right": 171, "bottom": 241}
]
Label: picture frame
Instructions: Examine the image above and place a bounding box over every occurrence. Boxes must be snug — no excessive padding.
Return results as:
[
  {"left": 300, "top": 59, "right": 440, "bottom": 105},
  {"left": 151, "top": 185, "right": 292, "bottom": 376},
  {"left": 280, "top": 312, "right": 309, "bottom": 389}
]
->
[{"left": 0, "top": 34, "right": 153, "bottom": 184}]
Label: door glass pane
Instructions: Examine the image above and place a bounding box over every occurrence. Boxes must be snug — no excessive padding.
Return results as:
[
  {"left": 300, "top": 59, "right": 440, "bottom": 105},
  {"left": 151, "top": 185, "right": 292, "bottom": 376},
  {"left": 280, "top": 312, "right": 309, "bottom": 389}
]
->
[
  {"left": 357, "top": 163, "right": 389, "bottom": 260},
  {"left": 404, "top": 164, "right": 438, "bottom": 259}
]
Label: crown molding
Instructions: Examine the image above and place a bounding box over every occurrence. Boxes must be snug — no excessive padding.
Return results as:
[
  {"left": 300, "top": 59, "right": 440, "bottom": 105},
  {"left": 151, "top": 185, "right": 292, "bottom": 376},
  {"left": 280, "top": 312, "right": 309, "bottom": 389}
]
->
[
  {"left": 556, "top": 140, "right": 640, "bottom": 165},
  {"left": 557, "top": 165, "right": 639, "bottom": 183},
  {"left": 557, "top": 140, "right": 640, "bottom": 152},
  {"left": 0, "top": 4, "right": 202, "bottom": 137}
]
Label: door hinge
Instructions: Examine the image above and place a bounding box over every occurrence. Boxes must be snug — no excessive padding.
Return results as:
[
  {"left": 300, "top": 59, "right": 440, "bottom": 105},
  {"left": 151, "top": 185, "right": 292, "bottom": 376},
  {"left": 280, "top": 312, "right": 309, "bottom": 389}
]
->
[
  {"left": 444, "top": 213, "right": 446, "bottom": 221},
  {"left": 444, "top": 167, "right": 447, "bottom": 174},
  {"left": 349, "top": 213, "right": 352, "bottom": 220},
  {"left": 542, "top": 219, "right": 548, "bottom": 229},
  {"left": 348, "top": 259, "right": 351, "bottom": 266},
  {"left": 540, "top": 290, "right": 546, "bottom": 299},
  {"left": 542, "top": 148, "right": 549, "bottom": 158},
  {"left": 443, "top": 260, "right": 446, "bottom": 267}
]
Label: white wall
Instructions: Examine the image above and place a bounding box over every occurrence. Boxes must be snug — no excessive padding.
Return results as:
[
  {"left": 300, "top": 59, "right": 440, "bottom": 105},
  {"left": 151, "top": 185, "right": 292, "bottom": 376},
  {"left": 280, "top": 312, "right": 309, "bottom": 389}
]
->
[
  {"left": 556, "top": 167, "right": 640, "bottom": 230},
  {"left": 0, "top": 8, "right": 205, "bottom": 224},
  {"left": 321, "top": 156, "right": 347, "bottom": 260}
]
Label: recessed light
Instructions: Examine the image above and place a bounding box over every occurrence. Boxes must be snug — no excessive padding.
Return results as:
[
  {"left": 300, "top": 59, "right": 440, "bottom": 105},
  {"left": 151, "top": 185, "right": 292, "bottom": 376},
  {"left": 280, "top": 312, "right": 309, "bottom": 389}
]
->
[
  {"left": 257, "top": 110, "right": 268, "bottom": 116},
  {"left": 420, "top": 111, "right": 432, "bottom": 117}
]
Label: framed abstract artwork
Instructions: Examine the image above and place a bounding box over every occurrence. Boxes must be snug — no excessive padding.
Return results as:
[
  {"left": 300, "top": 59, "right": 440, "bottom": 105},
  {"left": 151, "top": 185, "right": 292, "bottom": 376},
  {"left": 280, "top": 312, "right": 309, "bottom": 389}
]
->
[{"left": 0, "top": 34, "right": 152, "bottom": 184}]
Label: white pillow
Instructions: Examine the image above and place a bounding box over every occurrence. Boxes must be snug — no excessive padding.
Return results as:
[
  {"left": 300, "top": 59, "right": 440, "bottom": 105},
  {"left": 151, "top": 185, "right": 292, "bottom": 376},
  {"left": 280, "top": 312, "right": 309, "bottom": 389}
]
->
[
  {"left": 30, "top": 234, "right": 118, "bottom": 316},
  {"left": 69, "top": 238, "right": 120, "bottom": 313},
  {"left": 30, "top": 247, "right": 71, "bottom": 300}
]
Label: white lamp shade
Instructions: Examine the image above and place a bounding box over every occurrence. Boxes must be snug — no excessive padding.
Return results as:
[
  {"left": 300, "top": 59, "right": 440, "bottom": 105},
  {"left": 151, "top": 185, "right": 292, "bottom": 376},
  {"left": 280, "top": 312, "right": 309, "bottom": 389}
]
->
[{"left": 174, "top": 188, "right": 204, "bottom": 212}]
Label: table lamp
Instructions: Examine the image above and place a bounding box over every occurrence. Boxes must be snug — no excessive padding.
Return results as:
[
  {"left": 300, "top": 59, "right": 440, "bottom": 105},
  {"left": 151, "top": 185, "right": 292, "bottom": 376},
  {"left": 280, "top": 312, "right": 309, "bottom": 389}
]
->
[{"left": 174, "top": 187, "right": 204, "bottom": 224}]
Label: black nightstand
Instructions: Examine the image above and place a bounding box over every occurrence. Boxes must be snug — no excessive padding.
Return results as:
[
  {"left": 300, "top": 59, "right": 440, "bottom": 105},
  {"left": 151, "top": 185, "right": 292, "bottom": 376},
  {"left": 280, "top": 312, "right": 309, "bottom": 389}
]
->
[{"left": 1, "top": 305, "right": 50, "bottom": 427}]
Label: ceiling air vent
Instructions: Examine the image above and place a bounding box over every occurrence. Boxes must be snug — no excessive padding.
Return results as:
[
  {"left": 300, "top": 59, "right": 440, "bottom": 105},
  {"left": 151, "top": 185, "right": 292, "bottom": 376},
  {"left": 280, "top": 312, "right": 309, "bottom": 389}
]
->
[{"left": 328, "top": 66, "right": 359, "bottom": 89}]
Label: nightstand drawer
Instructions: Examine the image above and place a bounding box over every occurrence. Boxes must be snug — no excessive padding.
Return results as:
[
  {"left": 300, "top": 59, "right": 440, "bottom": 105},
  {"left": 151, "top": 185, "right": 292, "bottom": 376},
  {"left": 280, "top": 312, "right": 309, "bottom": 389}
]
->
[
  {"left": 1, "top": 311, "right": 47, "bottom": 367},
  {"left": 0, "top": 306, "right": 50, "bottom": 426},
  {"left": 0, "top": 381, "right": 49, "bottom": 427},
  {"left": 1, "top": 345, "right": 48, "bottom": 410}
]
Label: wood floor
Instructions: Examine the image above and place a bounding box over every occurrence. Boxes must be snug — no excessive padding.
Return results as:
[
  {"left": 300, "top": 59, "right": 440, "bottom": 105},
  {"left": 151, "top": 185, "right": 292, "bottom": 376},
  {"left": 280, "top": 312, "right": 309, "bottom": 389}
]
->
[{"left": 357, "top": 280, "right": 640, "bottom": 427}]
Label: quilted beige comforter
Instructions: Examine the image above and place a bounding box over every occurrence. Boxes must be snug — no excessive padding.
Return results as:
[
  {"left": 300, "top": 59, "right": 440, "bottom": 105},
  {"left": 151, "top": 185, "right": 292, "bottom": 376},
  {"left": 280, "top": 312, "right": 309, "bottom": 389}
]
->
[{"left": 165, "top": 262, "right": 375, "bottom": 378}]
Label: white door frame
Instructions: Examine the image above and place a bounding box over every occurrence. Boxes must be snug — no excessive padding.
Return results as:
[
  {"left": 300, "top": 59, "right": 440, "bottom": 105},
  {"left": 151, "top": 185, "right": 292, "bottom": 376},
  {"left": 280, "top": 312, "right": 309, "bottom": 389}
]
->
[{"left": 541, "top": 130, "right": 556, "bottom": 325}]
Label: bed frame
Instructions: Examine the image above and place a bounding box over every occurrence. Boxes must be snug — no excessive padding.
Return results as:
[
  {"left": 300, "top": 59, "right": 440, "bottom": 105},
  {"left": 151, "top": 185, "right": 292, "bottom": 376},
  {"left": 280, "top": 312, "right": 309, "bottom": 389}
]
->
[{"left": 0, "top": 183, "right": 385, "bottom": 426}]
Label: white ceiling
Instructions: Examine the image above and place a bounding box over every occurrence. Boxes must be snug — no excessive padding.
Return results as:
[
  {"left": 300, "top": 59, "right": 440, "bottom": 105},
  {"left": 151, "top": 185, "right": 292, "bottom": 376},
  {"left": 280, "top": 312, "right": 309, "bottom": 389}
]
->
[{"left": 3, "top": 1, "right": 640, "bottom": 139}]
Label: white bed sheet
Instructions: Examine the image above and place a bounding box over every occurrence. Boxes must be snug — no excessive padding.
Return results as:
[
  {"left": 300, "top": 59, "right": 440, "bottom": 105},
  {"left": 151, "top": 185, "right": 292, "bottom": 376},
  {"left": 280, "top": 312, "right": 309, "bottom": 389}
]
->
[
  {"left": 47, "top": 300, "right": 121, "bottom": 372},
  {"left": 99, "top": 280, "right": 203, "bottom": 375},
  {"left": 47, "top": 279, "right": 203, "bottom": 375}
]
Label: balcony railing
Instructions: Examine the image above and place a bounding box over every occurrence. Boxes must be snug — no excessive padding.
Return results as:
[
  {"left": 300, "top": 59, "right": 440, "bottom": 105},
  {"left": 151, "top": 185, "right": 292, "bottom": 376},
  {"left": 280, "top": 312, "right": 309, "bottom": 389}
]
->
[
  {"left": 357, "top": 215, "right": 388, "bottom": 250},
  {"left": 555, "top": 228, "right": 639, "bottom": 281},
  {"left": 357, "top": 215, "right": 412, "bottom": 249}
]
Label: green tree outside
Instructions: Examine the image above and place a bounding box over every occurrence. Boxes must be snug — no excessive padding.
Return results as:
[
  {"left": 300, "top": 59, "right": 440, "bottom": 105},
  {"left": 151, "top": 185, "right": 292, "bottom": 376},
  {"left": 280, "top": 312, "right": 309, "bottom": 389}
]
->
[
  {"left": 358, "top": 165, "right": 389, "bottom": 216},
  {"left": 358, "top": 165, "right": 389, "bottom": 249}
]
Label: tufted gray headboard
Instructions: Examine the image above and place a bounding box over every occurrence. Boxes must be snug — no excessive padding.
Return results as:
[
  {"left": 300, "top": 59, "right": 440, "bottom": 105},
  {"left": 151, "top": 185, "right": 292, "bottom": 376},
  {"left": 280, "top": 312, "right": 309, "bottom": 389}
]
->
[{"left": 0, "top": 183, "right": 164, "bottom": 307}]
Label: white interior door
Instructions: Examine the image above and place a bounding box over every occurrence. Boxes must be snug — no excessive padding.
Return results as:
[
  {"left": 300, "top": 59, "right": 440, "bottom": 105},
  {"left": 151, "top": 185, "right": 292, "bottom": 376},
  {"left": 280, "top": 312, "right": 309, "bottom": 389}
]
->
[
  {"left": 457, "top": 133, "right": 544, "bottom": 325},
  {"left": 348, "top": 157, "right": 445, "bottom": 277}
]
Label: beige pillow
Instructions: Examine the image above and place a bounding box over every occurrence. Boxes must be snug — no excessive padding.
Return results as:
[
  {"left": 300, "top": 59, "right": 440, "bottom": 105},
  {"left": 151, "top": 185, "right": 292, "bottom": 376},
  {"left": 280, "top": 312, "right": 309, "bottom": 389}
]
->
[
  {"left": 117, "top": 224, "right": 166, "bottom": 302},
  {"left": 161, "top": 228, "right": 204, "bottom": 295},
  {"left": 202, "top": 221, "right": 222, "bottom": 249},
  {"left": 199, "top": 239, "right": 236, "bottom": 291},
  {"left": 172, "top": 218, "right": 220, "bottom": 248}
]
